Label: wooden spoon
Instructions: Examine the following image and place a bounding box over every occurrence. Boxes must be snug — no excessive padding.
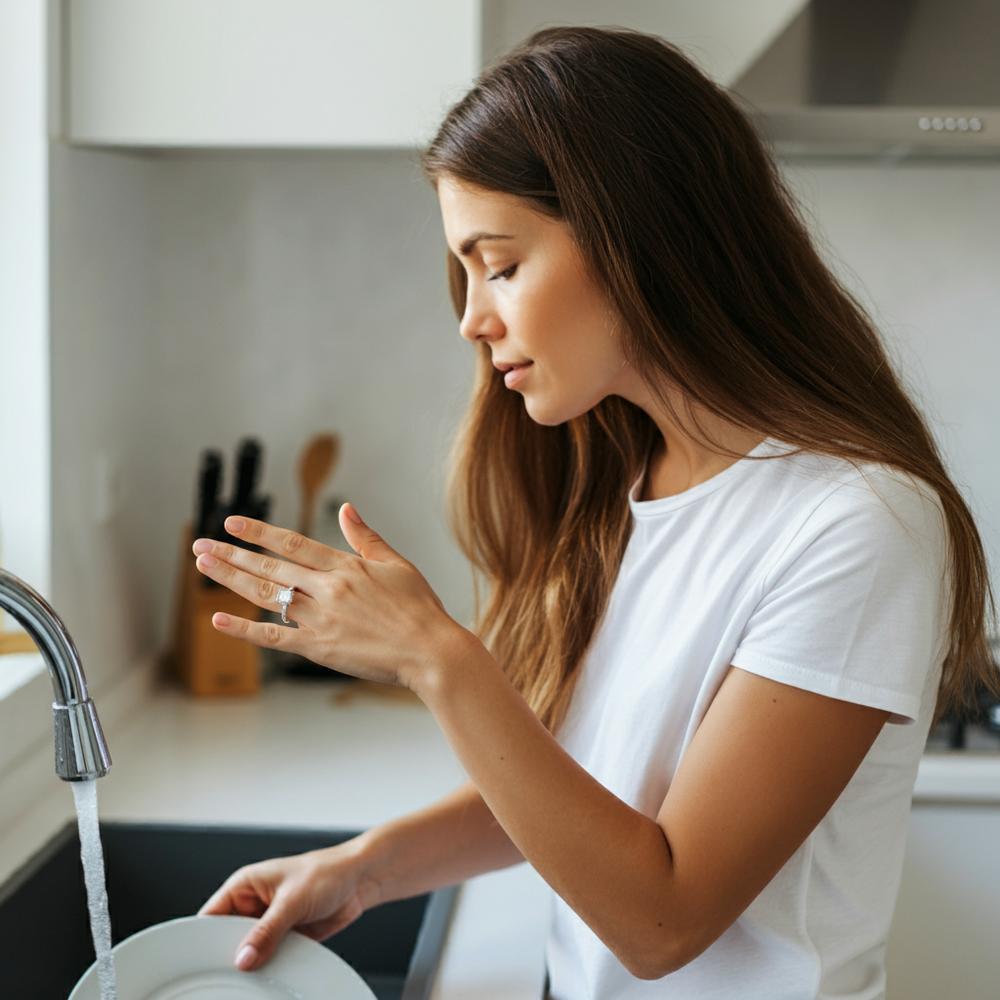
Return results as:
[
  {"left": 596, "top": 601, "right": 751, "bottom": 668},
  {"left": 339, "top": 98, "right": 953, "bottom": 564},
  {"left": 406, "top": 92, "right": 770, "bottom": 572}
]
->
[{"left": 297, "top": 433, "right": 340, "bottom": 537}]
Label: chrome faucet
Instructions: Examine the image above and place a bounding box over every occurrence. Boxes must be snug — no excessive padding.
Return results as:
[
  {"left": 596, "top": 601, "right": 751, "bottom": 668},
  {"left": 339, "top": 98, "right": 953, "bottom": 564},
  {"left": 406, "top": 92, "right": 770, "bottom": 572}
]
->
[{"left": 0, "top": 568, "right": 111, "bottom": 780}]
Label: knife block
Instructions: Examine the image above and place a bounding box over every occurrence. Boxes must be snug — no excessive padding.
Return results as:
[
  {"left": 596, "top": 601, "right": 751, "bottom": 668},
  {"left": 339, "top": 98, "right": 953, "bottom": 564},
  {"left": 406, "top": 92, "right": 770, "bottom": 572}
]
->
[{"left": 165, "top": 521, "right": 262, "bottom": 696}]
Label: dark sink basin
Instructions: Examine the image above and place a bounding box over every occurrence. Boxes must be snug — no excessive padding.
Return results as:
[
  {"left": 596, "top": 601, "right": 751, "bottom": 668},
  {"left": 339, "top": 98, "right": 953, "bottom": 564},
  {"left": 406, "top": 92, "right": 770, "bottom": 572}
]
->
[{"left": 0, "top": 820, "right": 458, "bottom": 999}]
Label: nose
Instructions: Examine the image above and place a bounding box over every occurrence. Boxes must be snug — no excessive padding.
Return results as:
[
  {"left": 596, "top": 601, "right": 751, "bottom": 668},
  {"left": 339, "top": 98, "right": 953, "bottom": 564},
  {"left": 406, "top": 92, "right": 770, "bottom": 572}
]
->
[{"left": 458, "top": 281, "right": 504, "bottom": 345}]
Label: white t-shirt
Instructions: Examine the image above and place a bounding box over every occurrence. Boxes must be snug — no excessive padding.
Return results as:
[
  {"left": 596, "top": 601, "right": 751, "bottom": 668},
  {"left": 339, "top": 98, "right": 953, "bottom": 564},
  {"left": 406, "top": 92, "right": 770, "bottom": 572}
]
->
[{"left": 544, "top": 436, "right": 951, "bottom": 1000}]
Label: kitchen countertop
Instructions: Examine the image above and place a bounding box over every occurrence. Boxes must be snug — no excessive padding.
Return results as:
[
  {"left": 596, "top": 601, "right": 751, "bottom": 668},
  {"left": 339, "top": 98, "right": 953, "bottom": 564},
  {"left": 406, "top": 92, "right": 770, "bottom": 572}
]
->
[
  {"left": 2, "top": 663, "right": 999, "bottom": 998},
  {"left": 0, "top": 670, "right": 551, "bottom": 999}
]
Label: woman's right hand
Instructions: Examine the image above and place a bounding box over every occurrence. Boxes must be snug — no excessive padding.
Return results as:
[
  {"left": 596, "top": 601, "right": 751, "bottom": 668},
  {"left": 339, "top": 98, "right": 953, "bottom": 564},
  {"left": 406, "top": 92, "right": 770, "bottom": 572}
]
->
[{"left": 197, "top": 839, "right": 381, "bottom": 972}]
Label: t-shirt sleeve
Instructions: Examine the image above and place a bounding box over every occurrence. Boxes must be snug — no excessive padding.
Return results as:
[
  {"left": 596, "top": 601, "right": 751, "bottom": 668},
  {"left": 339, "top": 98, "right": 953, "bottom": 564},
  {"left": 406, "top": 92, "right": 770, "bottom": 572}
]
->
[{"left": 731, "top": 469, "right": 950, "bottom": 725}]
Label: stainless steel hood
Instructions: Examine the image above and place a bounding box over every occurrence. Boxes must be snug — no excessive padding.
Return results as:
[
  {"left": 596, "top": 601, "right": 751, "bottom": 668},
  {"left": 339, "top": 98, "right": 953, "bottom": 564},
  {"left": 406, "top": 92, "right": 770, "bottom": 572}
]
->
[{"left": 728, "top": 0, "right": 1000, "bottom": 159}]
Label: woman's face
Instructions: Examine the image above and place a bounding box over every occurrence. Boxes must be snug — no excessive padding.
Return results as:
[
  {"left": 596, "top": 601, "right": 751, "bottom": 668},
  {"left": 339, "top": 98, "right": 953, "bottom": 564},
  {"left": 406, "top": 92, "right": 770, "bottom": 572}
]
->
[{"left": 436, "top": 175, "right": 630, "bottom": 425}]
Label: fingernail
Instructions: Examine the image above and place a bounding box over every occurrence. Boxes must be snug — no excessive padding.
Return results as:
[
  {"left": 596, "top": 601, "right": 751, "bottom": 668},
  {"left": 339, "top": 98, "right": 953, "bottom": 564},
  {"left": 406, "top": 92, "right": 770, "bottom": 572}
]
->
[
  {"left": 213, "top": 613, "right": 232, "bottom": 628},
  {"left": 226, "top": 516, "right": 246, "bottom": 533},
  {"left": 197, "top": 553, "right": 218, "bottom": 568},
  {"left": 235, "top": 944, "right": 258, "bottom": 970},
  {"left": 192, "top": 539, "right": 213, "bottom": 555},
  {"left": 346, "top": 505, "right": 362, "bottom": 524}
]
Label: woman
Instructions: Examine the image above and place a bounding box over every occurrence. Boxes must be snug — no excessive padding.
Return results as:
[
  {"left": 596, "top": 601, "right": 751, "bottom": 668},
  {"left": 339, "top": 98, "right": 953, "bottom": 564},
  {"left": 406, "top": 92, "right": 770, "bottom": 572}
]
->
[{"left": 194, "top": 26, "right": 998, "bottom": 998}]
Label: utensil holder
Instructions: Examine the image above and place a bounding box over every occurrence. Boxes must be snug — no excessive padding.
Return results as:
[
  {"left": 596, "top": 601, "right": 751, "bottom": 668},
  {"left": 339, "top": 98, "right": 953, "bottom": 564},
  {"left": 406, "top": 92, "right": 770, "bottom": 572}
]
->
[{"left": 164, "top": 521, "right": 261, "bottom": 696}]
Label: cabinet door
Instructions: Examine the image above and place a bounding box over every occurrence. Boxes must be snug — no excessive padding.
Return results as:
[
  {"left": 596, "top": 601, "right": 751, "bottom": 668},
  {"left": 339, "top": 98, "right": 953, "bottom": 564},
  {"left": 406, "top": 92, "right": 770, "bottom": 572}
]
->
[
  {"left": 886, "top": 802, "right": 1000, "bottom": 1000},
  {"left": 66, "top": 0, "right": 479, "bottom": 147}
]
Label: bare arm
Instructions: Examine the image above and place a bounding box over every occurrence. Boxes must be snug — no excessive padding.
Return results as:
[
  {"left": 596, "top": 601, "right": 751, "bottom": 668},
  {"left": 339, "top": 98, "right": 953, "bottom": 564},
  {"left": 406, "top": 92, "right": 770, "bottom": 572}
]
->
[
  {"left": 353, "top": 778, "right": 525, "bottom": 907},
  {"left": 403, "top": 631, "right": 891, "bottom": 981}
]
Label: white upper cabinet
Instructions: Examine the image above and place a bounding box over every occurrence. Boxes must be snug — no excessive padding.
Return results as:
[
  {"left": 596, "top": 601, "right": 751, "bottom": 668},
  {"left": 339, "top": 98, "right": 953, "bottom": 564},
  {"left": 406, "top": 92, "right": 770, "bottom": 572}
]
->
[
  {"left": 65, "top": 0, "right": 481, "bottom": 147},
  {"left": 63, "top": 1, "right": 810, "bottom": 149}
]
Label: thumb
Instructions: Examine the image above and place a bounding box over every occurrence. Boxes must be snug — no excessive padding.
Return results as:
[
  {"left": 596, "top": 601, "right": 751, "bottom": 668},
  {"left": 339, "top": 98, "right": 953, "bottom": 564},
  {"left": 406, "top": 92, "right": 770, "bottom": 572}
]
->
[
  {"left": 338, "top": 503, "right": 403, "bottom": 563},
  {"left": 233, "top": 895, "right": 297, "bottom": 972}
]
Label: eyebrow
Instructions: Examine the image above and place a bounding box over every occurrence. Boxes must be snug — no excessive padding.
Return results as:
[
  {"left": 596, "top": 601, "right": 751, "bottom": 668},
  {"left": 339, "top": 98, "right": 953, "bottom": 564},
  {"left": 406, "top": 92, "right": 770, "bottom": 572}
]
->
[{"left": 457, "top": 232, "right": 515, "bottom": 257}]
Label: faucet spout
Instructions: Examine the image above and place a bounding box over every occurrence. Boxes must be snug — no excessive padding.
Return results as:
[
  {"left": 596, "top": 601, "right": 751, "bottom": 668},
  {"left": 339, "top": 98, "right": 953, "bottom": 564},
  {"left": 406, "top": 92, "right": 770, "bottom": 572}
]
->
[{"left": 0, "top": 568, "right": 112, "bottom": 781}]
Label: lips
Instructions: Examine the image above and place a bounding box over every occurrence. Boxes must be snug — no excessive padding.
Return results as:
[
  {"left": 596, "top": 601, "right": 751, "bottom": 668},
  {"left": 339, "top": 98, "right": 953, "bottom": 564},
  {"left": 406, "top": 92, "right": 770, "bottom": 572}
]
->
[{"left": 493, "top": 360, "right": 533, "bottom": 373}]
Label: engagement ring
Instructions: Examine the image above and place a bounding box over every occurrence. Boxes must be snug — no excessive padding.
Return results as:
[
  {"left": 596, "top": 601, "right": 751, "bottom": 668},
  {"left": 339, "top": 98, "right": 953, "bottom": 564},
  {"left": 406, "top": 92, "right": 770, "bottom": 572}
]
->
[{"left": 276, "top": 585, "right": 296, "bottom": 624}]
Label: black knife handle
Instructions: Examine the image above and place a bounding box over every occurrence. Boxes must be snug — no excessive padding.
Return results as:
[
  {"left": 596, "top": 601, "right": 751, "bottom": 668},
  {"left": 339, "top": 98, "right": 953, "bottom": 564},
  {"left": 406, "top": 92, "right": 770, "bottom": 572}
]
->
[
  {"left": 194, "top": 449, "right": 224, "bottom": 538},
  {"left": 231, "top": 437, "right": 262, "bottom": 516}
]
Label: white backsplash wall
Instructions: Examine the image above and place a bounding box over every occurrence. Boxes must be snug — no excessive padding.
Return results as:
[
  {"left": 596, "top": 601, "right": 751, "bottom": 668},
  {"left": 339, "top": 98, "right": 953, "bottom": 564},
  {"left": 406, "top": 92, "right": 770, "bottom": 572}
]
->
[
  {"left": 48, "top": 148, "right": 1000, "bottom": 698},
  {"left": 145, "top": 149, "right": 476, "bottom": 646},
  {"left": 50, "top": 147, "right": 475, "bottom": 692}
]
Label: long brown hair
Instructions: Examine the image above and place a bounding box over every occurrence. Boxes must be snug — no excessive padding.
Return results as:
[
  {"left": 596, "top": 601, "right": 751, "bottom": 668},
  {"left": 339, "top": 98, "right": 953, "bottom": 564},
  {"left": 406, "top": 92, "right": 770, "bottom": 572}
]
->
[{"left": 420, "top": 25, "right": 998, "bottom": 733}]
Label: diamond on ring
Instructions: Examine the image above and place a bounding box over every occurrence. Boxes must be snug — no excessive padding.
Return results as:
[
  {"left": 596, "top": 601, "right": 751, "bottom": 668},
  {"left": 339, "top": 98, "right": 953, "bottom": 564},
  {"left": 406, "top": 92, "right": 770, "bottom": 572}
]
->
[{"left": 277, "top": 585, "right": 295, "bottom": 624}]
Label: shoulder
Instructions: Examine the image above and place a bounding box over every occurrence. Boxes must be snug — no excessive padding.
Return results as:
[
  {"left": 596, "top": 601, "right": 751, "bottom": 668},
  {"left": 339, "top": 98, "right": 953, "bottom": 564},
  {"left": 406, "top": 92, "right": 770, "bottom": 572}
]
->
[
  {"left": 819, "top": 462, "right": 946, "bottom": 552},
  {"left": 763, "top": 439, "right": 945, "bottom": 536},
  {"left": 757, "top": 455, "right": 949, "bottom": 591}
]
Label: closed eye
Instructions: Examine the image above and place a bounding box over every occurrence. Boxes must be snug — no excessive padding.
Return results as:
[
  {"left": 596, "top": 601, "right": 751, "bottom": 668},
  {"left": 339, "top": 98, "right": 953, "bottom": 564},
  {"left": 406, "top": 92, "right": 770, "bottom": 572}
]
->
[{"left": 487, "top": 264, "right": 518, "bottom": 282}]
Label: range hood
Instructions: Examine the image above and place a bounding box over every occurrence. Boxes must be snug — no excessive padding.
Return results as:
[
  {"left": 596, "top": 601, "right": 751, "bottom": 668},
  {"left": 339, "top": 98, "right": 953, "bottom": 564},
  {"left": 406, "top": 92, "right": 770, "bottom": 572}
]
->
[{"left": 728, "top": 0, "right": 1000, "bottom": 158}]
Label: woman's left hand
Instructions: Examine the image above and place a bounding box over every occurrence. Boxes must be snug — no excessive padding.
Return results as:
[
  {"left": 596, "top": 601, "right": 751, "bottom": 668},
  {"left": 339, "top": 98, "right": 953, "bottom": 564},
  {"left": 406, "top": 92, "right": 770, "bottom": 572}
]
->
[{"left": 191, "top": 503, "right": 467, "bottom": 691}]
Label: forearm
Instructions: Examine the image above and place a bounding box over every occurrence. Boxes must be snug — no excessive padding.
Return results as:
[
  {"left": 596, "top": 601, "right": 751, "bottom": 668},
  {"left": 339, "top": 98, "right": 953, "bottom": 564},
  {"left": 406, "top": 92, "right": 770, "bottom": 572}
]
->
[
  {"left": 413, "top": 629, "right": 682, "bottom": 981},
  {"left": 354, "top": 778, "right": 525, "bottom": 906}
]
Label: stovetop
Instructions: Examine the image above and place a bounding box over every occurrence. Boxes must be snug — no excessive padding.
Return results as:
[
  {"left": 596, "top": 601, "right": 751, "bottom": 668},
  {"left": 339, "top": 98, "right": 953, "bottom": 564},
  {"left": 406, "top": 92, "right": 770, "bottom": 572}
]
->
[
  {"left": 923, "top": 653, "right": 1000, "bottom": 753},
  {"left": 925, "top": 714, "right": 1000, "bottom": 754}
]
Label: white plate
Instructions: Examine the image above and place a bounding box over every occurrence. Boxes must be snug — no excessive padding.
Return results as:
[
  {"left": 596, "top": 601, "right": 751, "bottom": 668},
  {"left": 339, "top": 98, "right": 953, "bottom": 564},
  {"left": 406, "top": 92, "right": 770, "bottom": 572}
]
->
[{"left": 69, "top": 914, "right": 377, "bottom": 999}]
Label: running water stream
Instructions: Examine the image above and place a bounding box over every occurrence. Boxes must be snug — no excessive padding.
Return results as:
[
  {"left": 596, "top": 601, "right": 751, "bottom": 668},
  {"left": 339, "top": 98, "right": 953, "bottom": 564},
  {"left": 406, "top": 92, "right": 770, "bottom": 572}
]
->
[{"left": 72, "top": 779, "right": 119, "bottom": 1000}]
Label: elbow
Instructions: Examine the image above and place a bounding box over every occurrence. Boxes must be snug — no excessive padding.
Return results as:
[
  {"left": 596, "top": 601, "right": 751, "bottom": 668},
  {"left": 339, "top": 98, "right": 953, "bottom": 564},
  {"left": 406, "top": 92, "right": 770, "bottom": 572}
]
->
[
  {"left": 624, "top": 954, "right": 678, "bottom": 982},
  {"left": 622, "top": 942, "right": 686, "bottom": 982},
  {"left": 617, "top": 819, "right": 709, "bottom": 980},
  {"left": 622, "top": 923, "right": 701, "bottom": 981},
  {"left": 619, "top": 834, "right": 697, "bottom": 979}
]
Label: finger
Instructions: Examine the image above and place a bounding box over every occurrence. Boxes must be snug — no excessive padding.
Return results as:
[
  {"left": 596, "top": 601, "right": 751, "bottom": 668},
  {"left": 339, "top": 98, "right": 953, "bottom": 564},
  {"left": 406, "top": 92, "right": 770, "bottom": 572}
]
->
[
  {"left": 191, "top": 537, "right": 316, "bottom": 597},
  {"left": 298, "top": 903, "right": 363, "bottom": 941},
  {"left": 210, "top": 613, "right": 303, "bottom": 651},
  {"left": 223, "top": 515, "right": 346, "bottom": 572},
  {"left": 233, "top": 891, "right": 300, "bottom": 971},
  {"left": 210, "top": 893, "right": 265, "bottom": 920},
  {"left": 338, "top": 503, "right": 405, "bottom": 564},
  {"left": 191, "top": 538, "right": 317, "bottom": 595},
  {"left": 194, "top": 553, "right": 318, "bottom": 622},
  {"left": 199, "top": 877, "right": 256, "bottom": 917},
  {"left": 198, "top": 884, "right": 235, "bottom": 916}
]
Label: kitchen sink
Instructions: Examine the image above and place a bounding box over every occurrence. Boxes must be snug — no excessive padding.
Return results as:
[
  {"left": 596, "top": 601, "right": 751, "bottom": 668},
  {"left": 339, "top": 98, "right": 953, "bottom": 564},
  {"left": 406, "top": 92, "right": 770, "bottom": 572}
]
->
[{"left": 0, "top": 820, "right": 458, "bottom": 999}]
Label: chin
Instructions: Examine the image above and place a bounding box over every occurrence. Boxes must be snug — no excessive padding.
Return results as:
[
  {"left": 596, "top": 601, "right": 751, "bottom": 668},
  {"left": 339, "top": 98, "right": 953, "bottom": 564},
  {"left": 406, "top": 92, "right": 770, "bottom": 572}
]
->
[
  {"left": 523, "top": 395, "right": 597, "bottom": 427},
  {"left": 521, "top": 395, "right": 558, "bottom": 426}
]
